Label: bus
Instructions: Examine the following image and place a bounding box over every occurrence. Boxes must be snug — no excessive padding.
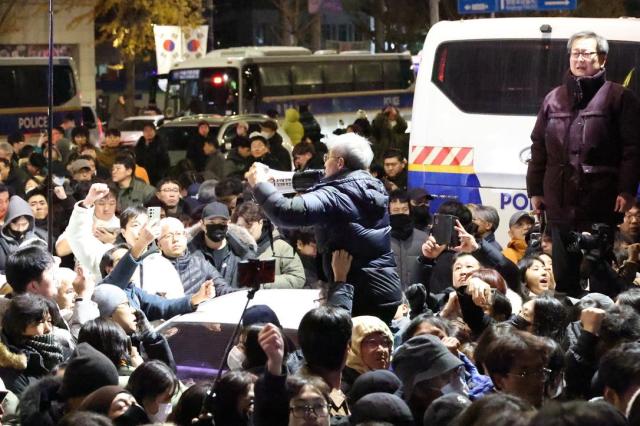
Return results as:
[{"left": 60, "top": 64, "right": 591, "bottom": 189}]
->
[
  {"left": 164, "top": 46, "right": 415, "bottom": 135},
  {"left": 409, "top": 18, "right": 640, "bottom": 243},
  {"left": 0, "top": 57, "right": 82, "bottom": 140}
]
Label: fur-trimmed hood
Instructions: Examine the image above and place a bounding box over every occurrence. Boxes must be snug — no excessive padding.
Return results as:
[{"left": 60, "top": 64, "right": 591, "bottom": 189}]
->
[
  {"left": 0, "top": 339, "right": 27, "bottom": 371},
  {"left": 19, "top": 375, "right": 64, "bottom": 426},
  {"left": 227, "top": 223, "right": 258, "bottom": 252}
]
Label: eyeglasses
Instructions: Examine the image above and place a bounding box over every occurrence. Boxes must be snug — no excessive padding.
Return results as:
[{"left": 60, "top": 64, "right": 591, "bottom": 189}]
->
[
  {"left": 361, "top": 336, "right": 392, "bottom": 349},
  {"left": 289, "top": 402, "right": 329, "bottom": 418},
  {"left": 507, "top": 367, "right": 552, "bottom": 382},
  {"left": 160, "top": 188, "right": 180, "bottom": 193},
  {"left": 159, "top": 231, "right": 186, "bottom": 241},
  {"left": 570, "top": 51, "right": 598, "bottom": 59},
  {"left": 323, "top": 154, "right": 340, "bottom": 162}
]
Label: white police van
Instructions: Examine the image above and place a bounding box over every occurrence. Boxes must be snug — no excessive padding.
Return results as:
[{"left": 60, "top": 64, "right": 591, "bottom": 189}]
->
[{"left": 409, "top": 17, "right": 640, "bottom": 243}]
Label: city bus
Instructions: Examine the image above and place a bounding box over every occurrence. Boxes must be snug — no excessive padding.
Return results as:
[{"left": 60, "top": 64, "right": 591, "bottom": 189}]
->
[
  {"left": 0, "top": 57, "right": 82, "bottom": 139},
  {"left": 164, "top": 46, "right": 415, "bottom": 135},
  {"left": 409, "top": 18, "right": 640, "bottom": 243}
]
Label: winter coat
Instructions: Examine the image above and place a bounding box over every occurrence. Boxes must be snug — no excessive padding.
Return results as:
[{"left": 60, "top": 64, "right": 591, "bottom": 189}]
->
[
  {"left": 299, "top": 110, "right": 322, "bottom": 142},
  {"left": 527, "top": 70, "right": 640, "bottom": 227},
  {"left": 164, "top": 249, "right": 235, "bottom": 295},
  {"left": 283, "top": 108, "right": 304, "bottom": 145},
  {"left": 266, "top": 133, "right": 292, "bottom": 171},
  {"left": 204, "top": 151, "right": 226, "bottom": 180},
  {"left": 253, "top": 169, "right": 402, "bottom": 323},
  {"left": 256, "top": 233, "right": 305, "bottom": 289},
  {"left": 0, "top": 196, "right": 44, "bottom": 273},
  {"left": 188, "top": 224, "right": 258, "bottom": 288},
  {"left": 117, "top": 177, "right": 156, "bottom": 211},
  {"left": 134, "top": 135, "right": 170, "bottom": 185},
  {"left": 391, "top": 227, "right": 429, "bottom": 290},
  {"left": 186, "top": 133, "right": 208, "bottom": 172},
  {"left": 18, "top": 375, "right": 65, "bottom": 426},
  {"left": 223, "top": 149, "right": 252, "bottom": 179},
  {"left": 371, "top": 112, "right": 409, "bottom": 161}
]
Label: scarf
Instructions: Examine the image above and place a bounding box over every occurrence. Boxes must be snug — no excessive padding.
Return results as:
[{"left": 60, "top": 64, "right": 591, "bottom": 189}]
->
[{"left": 22, "top": 333, "right": 65, "bottom": 371}]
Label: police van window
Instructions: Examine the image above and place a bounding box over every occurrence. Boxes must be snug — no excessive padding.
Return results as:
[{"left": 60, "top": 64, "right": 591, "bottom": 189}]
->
[
  {"left": 354, "top": 62, "right": 384, "bottom": 91},
  {"left": 432, "top": 40, "right": 566, "bottom": 115},
  {"left": 383, "top": 59, "right": 414, "bottom": 90},
  {"left": 605, "top": 41, "right": 640, "bottom": 97},
  {"left": 259, "top": 65, "right": 292, "bottom": 97},
  {"left": 0, "top": 65, "right": 75, "bottom": 108},
  {"left": 292, "top": 63, "right": 323, "bottom": 95},
  {"left": 433, "top": 39, "right": 640, "bottom": 116},
  {"left": 323, "top": 63, "right": 354, "bottom": 93}
]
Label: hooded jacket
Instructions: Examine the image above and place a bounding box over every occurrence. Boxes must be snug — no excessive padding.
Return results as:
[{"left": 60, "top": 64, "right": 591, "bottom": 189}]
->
[
  {"left": 253, "top": 169, "right": 402, "bottom": 323},
  {"left": 0, "top": 195, "right": 43, "bottom": 272},
  {"left": 283, "top": 108, "right": 304, "bottom": 145},
  {"left": 345, "top": 316, "right": 394, "bottom": 375}
]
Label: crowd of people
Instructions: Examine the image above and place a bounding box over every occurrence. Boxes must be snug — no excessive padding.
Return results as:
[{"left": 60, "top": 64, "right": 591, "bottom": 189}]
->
[{"left": 0, "top": 29, "right": 637, "bottom": 426}]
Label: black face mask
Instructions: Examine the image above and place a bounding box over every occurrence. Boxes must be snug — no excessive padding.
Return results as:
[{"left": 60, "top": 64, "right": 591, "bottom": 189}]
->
[
  {"left": 511, "top": 315, "right": 532, "bottom": 330},
  {"left": 206, "top": 223, "right": 228, "bottom": 242},
  {"left": 390, "top": 214, "right": 414, "bottom": 240},
  {"left": 411, "top": 205, "right": 431, "bottom": 228}
]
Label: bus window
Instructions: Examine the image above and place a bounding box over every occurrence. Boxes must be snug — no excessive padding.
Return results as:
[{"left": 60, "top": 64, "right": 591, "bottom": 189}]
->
[
  {"left": 0, "top": 65, "right": 76, "bottom": 108},
  {"left": 292, "top": 64, "right": 323, "bottom": 95},
  {"left": 259, "top": 65, "right": 292, "bottom": 96},
  {"left": 432, "top": 40, "right": 567, "bottom": 115},
  {"left": 201, "top": 68, "right": 239, "bottom": 115},
  {"left": 383, "top": 60, "right": 414, "bottom": 90},
  {"left": 354, "top": 62, "right": 383, "bottom": 91},
  {"left": 323, "top": 63, "right": 354, "bottom": 93}
]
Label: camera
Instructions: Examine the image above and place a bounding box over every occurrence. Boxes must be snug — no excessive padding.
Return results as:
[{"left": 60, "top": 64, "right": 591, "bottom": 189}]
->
[{"left": 570, "top": 223, "right": 613, "bottom": 261}]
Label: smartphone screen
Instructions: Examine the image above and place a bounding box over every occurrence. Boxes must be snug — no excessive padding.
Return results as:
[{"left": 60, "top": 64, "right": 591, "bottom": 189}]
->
[{"left": 147, "top": 206, "right": 161, "bottom": 224}]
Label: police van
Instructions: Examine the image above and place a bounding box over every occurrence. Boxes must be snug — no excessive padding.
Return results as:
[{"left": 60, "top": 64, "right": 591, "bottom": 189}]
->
[{"left": 409, "top": 17, "right": 640, "bottom": 243}]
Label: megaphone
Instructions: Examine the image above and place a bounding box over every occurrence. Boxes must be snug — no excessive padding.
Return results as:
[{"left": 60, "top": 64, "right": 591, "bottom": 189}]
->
[{"left": 255, "top": 163, "right": 324, "bottom": 194}]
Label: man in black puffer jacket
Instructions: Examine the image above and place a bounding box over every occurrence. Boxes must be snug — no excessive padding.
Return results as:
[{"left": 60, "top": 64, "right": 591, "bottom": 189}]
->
[
  {"left": 158, "top": 217, "right": 235, "bottom": 296},
  {"left": 246, "top": 132, "right": 402, "bottom": 324}
]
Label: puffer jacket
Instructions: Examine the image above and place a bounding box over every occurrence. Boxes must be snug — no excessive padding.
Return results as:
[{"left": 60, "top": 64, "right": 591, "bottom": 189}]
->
[
  {"left": 283, "top": 108, "right": 304, "bottom": 145},
  {"left": 253, "top": 169, "right": 402, "bottom": 323},
  {"left": 165, "top": 249, "right": 235, "bottom": 296},
  {"left": 256, "top": 231, "right": 305, "bottom": 289},
  {"left": 527, "top": 69, "right": 640, "bottom": 227},
  {"left": 0, "top": 196, "right": 44, "bottom": 273}
]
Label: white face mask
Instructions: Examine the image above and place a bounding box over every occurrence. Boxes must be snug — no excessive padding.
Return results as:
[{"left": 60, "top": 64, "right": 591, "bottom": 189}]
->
[
  {"left": 227, "top": 345, "right": 246, "bottom": 370},
  {"left": 149, "top": 402, "right": 172, "bottom": 423},
  {"left": 440, "top": 371, "right": 468, "bottom": 396}
]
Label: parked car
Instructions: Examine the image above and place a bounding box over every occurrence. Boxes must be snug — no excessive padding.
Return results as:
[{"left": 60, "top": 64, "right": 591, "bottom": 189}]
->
[
  {"left": 156, "top": 288, "right": 320, "bottom": 381},
  {"left": 156, "top": 113, "right": 292, "bottom": 166},
  {"left": 117, "top": 114, "right": 165, "bottom": 147},
  {"left": 82, "top": 105, "right": 105, "bottom": 146}
]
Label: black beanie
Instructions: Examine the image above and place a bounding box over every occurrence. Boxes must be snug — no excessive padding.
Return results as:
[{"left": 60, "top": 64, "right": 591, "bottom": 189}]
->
[{"left": 58, "top": 343, "right": 119, "bottom": 399}]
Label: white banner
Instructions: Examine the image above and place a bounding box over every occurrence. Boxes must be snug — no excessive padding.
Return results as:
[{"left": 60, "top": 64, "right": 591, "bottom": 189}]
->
[
  {"left": 181, "top": 25, "right": 208, "bottom": 62},
  {"left": 153, "top": 25, "right": 182, "bottom": 74}
]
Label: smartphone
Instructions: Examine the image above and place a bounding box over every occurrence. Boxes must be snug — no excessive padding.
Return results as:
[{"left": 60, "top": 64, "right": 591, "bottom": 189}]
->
[
  {"left": 52, "top": 175, "right": 65, "bottom": 187},
  {"left": 147, "top": 206, "right": 161, "bottom": 224},
  {"left": 432, "top": 213, "right": 456, "bottom": 246},
  {"left": 237, "top": 259, "right": 276, "bottom": 289}
]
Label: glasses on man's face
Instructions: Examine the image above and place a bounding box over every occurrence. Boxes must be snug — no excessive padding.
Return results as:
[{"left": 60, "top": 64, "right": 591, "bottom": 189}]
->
[
  {"left": 289, "top": 402, "right": 329, "bottom": 418},
  {"left": 323, "top": 154, "right": 339, "bottom": 162},
  {"left": 570, "top": 51, "right": 598, "bottom": 59},
  {"left": 507, "top": 367, "right": 552, "bottom": 382},
  {"left": 159, "top": 231, "right": 186, "bottom": 242}
]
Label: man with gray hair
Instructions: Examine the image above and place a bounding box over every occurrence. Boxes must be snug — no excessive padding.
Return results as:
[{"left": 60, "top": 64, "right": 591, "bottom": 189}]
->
[
  {"left": 527, "top": 30, "right": 640, "bottom": 296},
  {"left": 472, "top": 205, "right": 501, "bottom": 251},
  {"left": 245, "top": 132, "right": 402, "bottom": 324}
]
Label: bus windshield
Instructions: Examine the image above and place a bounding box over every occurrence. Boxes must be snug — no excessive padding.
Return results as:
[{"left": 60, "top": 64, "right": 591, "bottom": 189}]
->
[{"left": 167, "top": 67, "right": 239, "bottom": 117}]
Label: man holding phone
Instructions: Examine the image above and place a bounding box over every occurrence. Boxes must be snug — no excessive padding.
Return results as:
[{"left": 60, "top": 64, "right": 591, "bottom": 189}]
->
[{"left": 245, "top": 132, "right": 402, "bottom": 325}]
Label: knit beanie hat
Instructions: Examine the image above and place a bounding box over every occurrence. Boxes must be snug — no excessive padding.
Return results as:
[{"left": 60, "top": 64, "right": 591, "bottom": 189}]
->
[
  {"left": 58, "top": 343, "right": 119, "bottom": 399},
  {"left": 92, "top": 284, "right": 129, "bottom": 318}
]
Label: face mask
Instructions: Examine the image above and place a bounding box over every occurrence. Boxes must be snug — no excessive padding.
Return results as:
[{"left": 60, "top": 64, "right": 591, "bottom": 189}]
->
[
  {"left": 440, "top": 371, "right": 468, "bottom": 396},
  {"left": 206, "top": 223, "right": 228, "bottom": 242},
  {"left": 511, "top": 315, "right": 532, "bottom": 330},
  {"left": 149, "top": 402, "right": 172, "bottom": 423},
  {"left": 390, "top": 214, "right": 413, "bottom": 240},
  {"left": 411, "top": 205, "right": 431, "bottom": 227},
  {"left": 227, "top": 345, "right": 246, "bottom": 370},
  {"left": 260, "top": 131, "right": 273, "bottom": 140}
]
